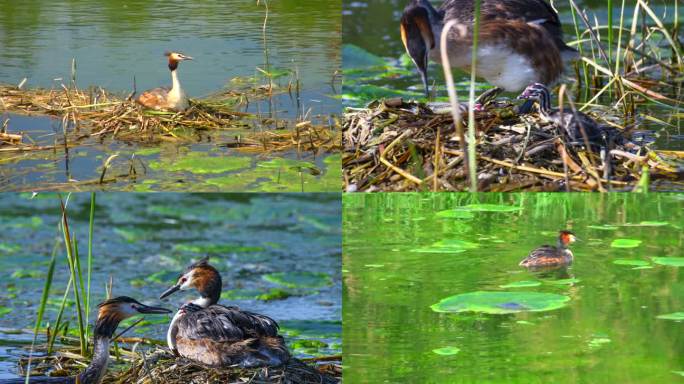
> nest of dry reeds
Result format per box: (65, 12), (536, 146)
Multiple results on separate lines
(0, 83), (340, 155)
(19, 343), (341, 384)
(343, 98), (683, 192)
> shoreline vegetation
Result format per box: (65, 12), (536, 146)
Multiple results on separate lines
(342, 0), (683, 192)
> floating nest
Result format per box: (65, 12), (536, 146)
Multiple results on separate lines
(343, 98), (684, 192)
(0, 83), (340, 155)
(19, 341), (341, 384)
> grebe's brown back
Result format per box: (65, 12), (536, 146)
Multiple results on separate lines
(159, 258), (290, 368)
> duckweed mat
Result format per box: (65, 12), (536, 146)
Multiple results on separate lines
(343, 98), (684, 192)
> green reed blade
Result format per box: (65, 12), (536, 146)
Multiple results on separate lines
(85, 193), (96, 346)
(48, 277), (73, 354)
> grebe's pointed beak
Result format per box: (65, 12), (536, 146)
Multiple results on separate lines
(136, 303), (172, 314)
(401, 4), (434, 99)
(159, 284), (181, 300)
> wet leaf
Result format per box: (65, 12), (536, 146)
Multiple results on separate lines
(652, 257), (684, 267)
(499, 280), (541, 288)
(431, 291), (570, 314)
(656, 312), (684, 320)
(432, 346), (460, 355)
(610, 239), (642, 248)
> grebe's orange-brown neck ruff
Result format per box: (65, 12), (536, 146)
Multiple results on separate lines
(519, 230), (577, 268)
(400, 0), (577, 97)
(159, 258), (290, 368)
(136, 51), (193, 112)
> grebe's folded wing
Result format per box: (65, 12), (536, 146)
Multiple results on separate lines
(136, 87), (170, 109)
(176, 305), (279, 341)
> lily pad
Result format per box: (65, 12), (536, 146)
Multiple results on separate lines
(263, 272), (332, 289)
(456, 204), (523, 212)
(431, 291), (570, 314)
(432, 346), (460, 355)
(499, 280), (541, 288)
(588, 337), (611, 348)
(173, 243), (264, 254)
(411, 239), (479, 253)
(652, 257), (684, 267)
(656, 312), (684, 320)
(613, 259), (650, 266)
(546, 278), (581, 285)
(630, 221), (669, 227)
(0, 307), (11, 317)
(435, 210), (476, 219)
(610, 238), (642, 248)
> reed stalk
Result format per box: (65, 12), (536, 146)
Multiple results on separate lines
(466, 0), (481, 192)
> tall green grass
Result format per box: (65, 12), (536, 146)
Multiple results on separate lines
(25, 193), (97, 381)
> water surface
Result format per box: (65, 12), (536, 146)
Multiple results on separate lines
(343, 193), (683, 383)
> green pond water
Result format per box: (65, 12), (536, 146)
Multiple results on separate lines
(0, 193), (341, 379)
(343, 193), (683, 383)
(0, 0), (341, 191)
(342, 0), (683, 151)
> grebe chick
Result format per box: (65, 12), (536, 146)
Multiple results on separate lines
(401, 0), (577, 97)
(136, 51), (193, 112)
(159, 258), (290, 368)
(519, 230), (577, 268)
(518, 83), (615, 147)
(0, 297), (170, 384)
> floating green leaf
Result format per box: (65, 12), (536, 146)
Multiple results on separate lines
(499, 280), (541, 288)
(432, 346), (460, 355)
(431, 291), (570, 314)
(652, 257), (684, 267)
(546, 278), (581, 285)
(656, 312), (684, 320)
(435, 210), (476, 219)
(610, 239), (642, 248)
(457, 204), (523, 212)
(613, 259), (650, 266)
(263, 272), (332, 288)
(0, 307), (11, 317)
(411, 239), (479, 253)
(588, 337), (611, 348)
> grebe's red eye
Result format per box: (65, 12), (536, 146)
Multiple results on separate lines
(180, 277), (187, 283)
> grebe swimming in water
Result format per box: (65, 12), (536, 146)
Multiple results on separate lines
(159, 258), (290, 368)
(0, 297), (170, 384)
(519, 230), (577, 268)
(136, 51), (193, 112)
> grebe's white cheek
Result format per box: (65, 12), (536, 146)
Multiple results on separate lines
(179, 271), (195, 290)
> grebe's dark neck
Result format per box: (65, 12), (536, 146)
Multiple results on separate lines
(557, 237), (568, 249)
(76, 315), (121, 384)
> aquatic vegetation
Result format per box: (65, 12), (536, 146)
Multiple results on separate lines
(457, 204), (522, 212)
(431, 291), (571, 315)
(613, 259), (651, 267)
(435, 210), (475, 219)
(545, 278), (581, 285)
(652, 257), (684, 267)
(263, 272), (333, 289)
(150, 152), (252, 174)
(412, 239), (479, 253)
(656, 312), (684, 321)
(432, 346), (460, 356)
(499, 281), (542, 288)
(610, 238), (643, 248)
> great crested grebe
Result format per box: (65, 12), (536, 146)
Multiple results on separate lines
(159, 258), (290, 368)
(517, 83), (615, 147)
(519, 230), (577, 268)
(1, 297), (170, 384)
(136, 51), (193, 112)
(401, 0), (577, 97)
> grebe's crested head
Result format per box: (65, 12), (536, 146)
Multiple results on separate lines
(159, 257), (222, 302)
(400, 0), (438, 97)
(95, 296), (171, 337)
(164, 51), (193, 71)
(517, 83), (552, 112)
(558, 230), (578, 245)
